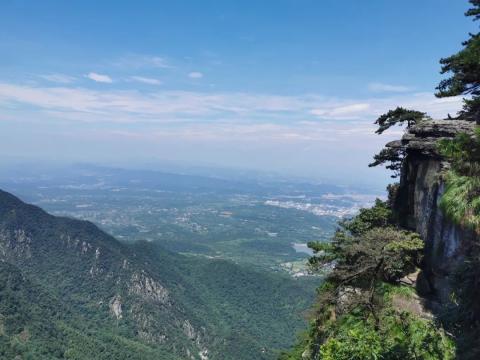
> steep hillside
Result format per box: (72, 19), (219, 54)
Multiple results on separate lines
(0, 189), (316, 359)
(0, 261), (178, 360)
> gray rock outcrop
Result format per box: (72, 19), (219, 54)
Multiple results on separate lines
(392, 119), (478, 303)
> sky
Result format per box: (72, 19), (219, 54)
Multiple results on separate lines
(0, 0), (477, 187)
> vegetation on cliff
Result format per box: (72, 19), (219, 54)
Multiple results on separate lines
(280, 201), (454, 359)
(435, 0), (480, 232)
(438, 127), (480, 232)
(369, 108), (430, 178)
(283, 2), (480, 358)
(437, 127), (480, 359)
(434, 5), (480, 357)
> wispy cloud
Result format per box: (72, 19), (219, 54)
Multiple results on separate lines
(114, 54), (171, 69)
(368, 82), (411, 93)
(0, 82), (463, 127)
(0, 81), (465, 179)
(86, 72), (113, 83)
(129, 76), (162, 85)
(188, 71), (204, 79)
(311, 103), (371, 119)
(39, 74), (77, 84)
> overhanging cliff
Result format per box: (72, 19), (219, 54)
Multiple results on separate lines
(390, 120), (477, 302)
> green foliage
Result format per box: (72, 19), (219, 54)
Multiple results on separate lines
(0, 189), (316, 360)
(319, 325), (383, 360)
(438, 127), (480, 176)
(314, 288), (455, 360)
(369, 147), (406, 178)
(439, 249), (480, 359)
(136, 241), (318, 359)
(278, 332), (311, 360)
(281, 201), (456, 360)
(424, 0), (480, 232)
(0, 262), (179, 360)
(328, 227), (423, 286)
(320, 309), (455, 360)
(308, 201), (421, 284)
(341, 199), (393, 236)
(374, 107), (429, 135)
(467, 0), (480, 19)
(436, 0), (480, 122)
(440, 172), (480, 232)
(284, 4), (480, 356)
(437, 127), (480, 232)
(370, 108), (428, 177)
(302, 280), (456, 360)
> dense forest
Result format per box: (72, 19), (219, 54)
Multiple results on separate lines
(0, 189), (316, 359)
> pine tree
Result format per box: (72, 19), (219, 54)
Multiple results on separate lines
(436, 0), (480, 123)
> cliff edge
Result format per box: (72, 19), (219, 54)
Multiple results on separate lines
(390, 119), (477, 302)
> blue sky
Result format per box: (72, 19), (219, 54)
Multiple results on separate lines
(0, 0), (476, 186)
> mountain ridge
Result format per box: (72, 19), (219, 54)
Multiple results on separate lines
(0, 188), (315, 359)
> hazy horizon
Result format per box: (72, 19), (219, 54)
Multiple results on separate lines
(1, 0), (475, 187)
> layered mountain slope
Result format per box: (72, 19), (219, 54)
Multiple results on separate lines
(0, 261), (178, 360)
(0, 189), (316, 360)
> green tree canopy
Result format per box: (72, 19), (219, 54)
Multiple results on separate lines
(369, 147), (406, 178)
(374, 107), (428, 134)
(370, 107), (428, 177)
(436, 0), (480, 122)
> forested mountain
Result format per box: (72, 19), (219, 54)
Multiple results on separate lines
(0, 189), (316, 359)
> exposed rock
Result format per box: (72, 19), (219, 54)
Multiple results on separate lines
(129, 271), (170, 304)
(335, 286), (363, 315)
(302, 348), (312, 359)
(399, 269), (420, 286)
(393, 119), (478, 303)
(391, 291), (433, 320)
(109, 295), (123, 319)
(81, 241), (92, 254)
(18, 328), (30, 342)
(183, 319), (196, 340)
(198, 349), (209, 360)
(408, 119), (475, 139)
(129, 304), (168, 343)
(388, 119), (476, 158)
(0, 315), (5, 336)
(0, 229), (32, 259)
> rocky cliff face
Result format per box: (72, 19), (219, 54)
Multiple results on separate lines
(391, 120), (477, 302)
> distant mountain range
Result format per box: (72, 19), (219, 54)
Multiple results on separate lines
(0, 189), (316, 359)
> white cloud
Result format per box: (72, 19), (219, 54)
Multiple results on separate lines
(129, 76), (162, 85)
(368, 82), (411, 93)
(39, 74), (76, 84)
(86, 72), (113, 83)
(188, 72), (204, 79)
